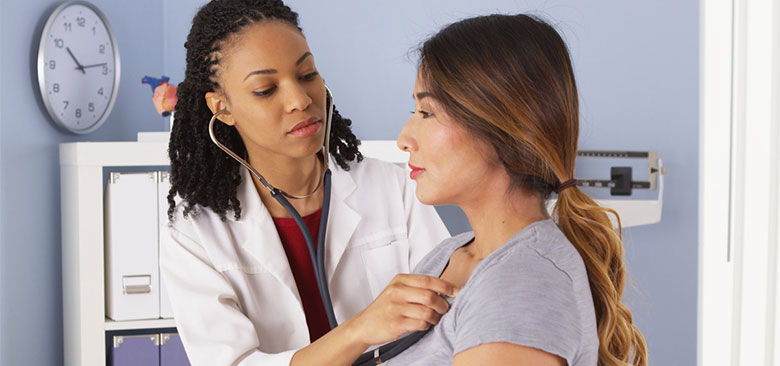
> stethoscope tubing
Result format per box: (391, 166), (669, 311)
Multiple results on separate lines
(271, 171), (337, 328)
(208, 110), (324, 200)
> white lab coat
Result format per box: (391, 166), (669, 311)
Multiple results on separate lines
(161, 157), (450, 366)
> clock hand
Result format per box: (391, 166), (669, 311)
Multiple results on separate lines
(65, 47), (86, 74)
(81, 63), (107, 69)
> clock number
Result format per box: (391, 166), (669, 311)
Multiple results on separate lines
(62, 101), (69, 110)
(75, 108), (82, 118)
(88, 103), (95, 112)
(92, 26), (96, 36)
(77, 17), (86, 27)
(98, 88), (104, 96)
(64, 22), (72, 32)
(49, 60), (56, 70)
(53, 83), (60, 93)
(54, 38), (64, 48)
(102, 65), (108, 75)
(99, 44), (105, 54)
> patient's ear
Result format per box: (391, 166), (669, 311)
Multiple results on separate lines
(205, 91), (235, 126)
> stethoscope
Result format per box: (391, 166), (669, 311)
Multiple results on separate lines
(208, 85), (428, 365)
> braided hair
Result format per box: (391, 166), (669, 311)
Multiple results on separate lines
(168, 0), (362, 222)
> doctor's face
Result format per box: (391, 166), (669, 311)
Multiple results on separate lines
(209, 21), (327, 162)
(397, 76), (499, 206)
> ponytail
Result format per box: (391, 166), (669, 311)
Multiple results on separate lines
(553, 187), (648, 366)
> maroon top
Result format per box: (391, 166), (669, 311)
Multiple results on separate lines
(272, 209), (330, 342)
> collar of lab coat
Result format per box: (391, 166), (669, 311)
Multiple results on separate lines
(235, 156), (361, 300)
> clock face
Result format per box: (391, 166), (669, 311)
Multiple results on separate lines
(38, 1), (120, 134)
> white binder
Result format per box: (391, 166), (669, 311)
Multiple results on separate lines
(158, 171), (174, 319)
(105, 172), (161, 320)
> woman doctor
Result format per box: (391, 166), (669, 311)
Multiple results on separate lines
(161, 0), (454, 365)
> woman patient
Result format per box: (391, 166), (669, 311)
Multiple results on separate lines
(363, 14), (648, 366)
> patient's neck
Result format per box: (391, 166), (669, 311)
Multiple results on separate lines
(459, 181), (548, 261)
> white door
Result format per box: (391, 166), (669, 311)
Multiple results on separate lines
(699, 0), (780, 365)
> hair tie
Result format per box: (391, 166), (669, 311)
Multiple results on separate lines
(555, 179), (578, 194)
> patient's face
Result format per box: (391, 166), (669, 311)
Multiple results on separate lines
(397, 75), (498, 206)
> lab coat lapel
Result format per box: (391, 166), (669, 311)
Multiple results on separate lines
(234, 161), (362, 303)
(236, 168), (301, 306)
(325, 160), (360, 285)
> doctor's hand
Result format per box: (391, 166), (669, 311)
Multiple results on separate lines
(344, 274), (459, 347)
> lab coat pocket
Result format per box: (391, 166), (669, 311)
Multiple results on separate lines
(360, 239), (410, 298)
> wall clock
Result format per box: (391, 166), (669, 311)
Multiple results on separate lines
(37, 1), (120, 134)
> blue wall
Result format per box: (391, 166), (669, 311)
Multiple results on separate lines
(1, 1), (698, 365)
(0, 1), (167, 365)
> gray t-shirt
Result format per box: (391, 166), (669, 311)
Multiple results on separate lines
(384, 219), (598, 366)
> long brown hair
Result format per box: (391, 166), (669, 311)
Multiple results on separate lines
(418, 14), (647, 366)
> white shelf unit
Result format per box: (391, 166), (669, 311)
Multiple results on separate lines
(60, 141), (172, 366)
(59, 138), (400, 366)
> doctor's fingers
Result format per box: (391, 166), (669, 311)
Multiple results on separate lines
(388, 284), (450, 315)
(399, 303), (444, 327)
(392, 274), (459, 298)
